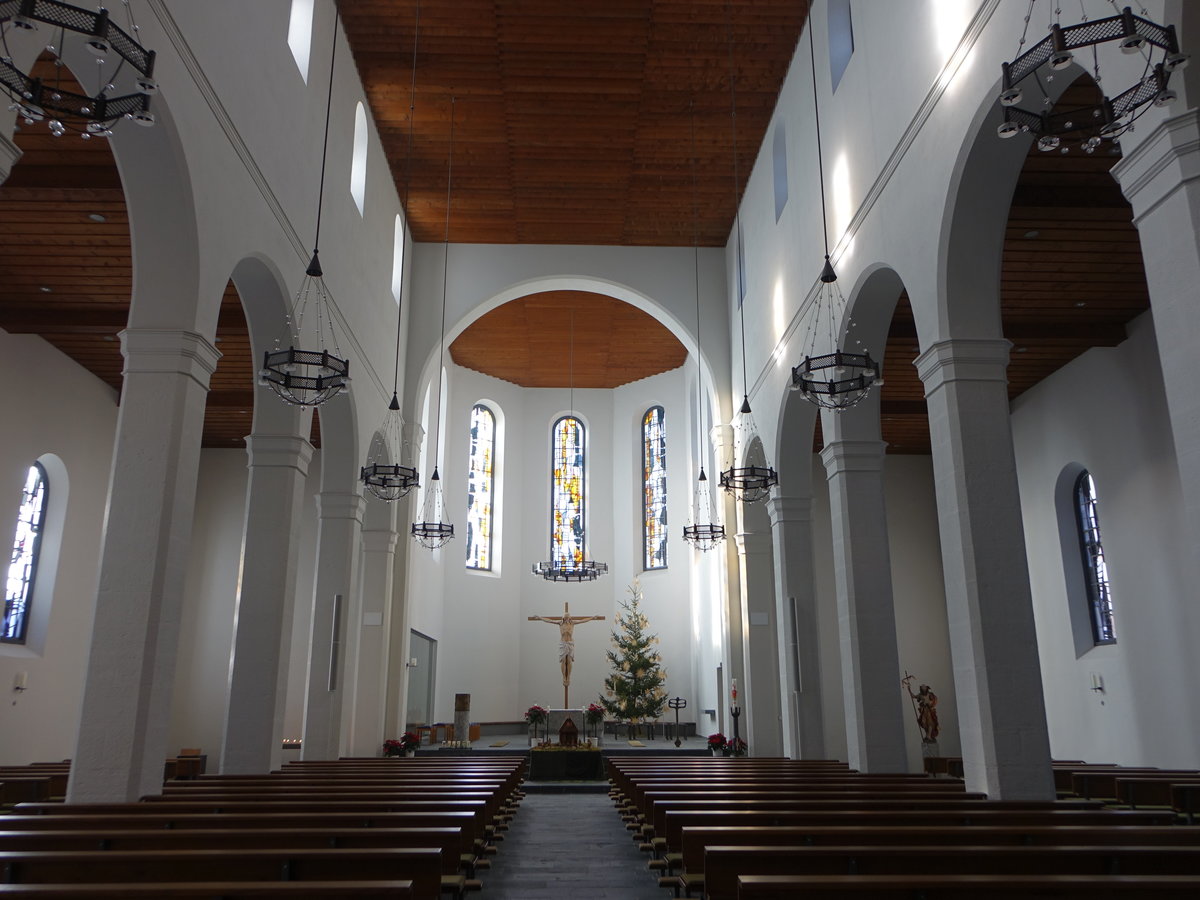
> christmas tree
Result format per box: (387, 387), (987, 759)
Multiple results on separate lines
(600, 580), (667, 738)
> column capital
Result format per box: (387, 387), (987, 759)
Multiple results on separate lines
(0, 131), (21, 184)
(316, 490), (366, 523)
(765, 495), (813, 527)
(915, 338), (1011, 394)
(245, 433), (314, 474)
(119, 329), (222, 388)
(734, 529), (773, 555)
(820, 439), (886, 478)
(1110, 109), (1200, 222)
(360, 528), (399, 554)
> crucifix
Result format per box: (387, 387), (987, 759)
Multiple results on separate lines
(527, 601), (605, 707)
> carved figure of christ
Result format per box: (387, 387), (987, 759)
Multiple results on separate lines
(527, 601), (605, 707)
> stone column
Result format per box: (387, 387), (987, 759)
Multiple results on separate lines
(916, 338), (1053, 800)
(732, 525), (783, 757)
(346, 526), (399, 757)
(301, 490), (365, 760)
(68, 329), (220, 801)
(0, 131), (21, 184)
(1112, 109), (1200, 581)
(766, 495), (825, 759)
(220, 434), (313, 774)
(819, 439), (907, 772)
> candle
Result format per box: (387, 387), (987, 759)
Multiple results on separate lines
(731, 678), (738, 704)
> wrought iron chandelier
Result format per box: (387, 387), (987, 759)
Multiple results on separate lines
(0, 0), (156, 137)
(997, 2), (1187, 153)
(532, 307), (608, 582)
(717, 11), (777, 504)
(682, 101), (724, 550)
(259, 4), (349, 409)
(361, 0), (420, 502)
(411, 96), (458, 550)
(791, 4), (879, 410)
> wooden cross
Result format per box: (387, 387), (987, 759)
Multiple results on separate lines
(527, 601), (605, 707)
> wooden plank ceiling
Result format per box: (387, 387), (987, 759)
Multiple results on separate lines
(0, 36), (1150, 454)
(340, 0), (806, 245)
(449, 291), (688, 388)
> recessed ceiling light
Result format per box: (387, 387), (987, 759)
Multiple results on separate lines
(1016, 346), (1028, 353)
(102, 335), (115, 342)
(1024, 230), (1039, 239)
(87, 213), (107, 223)
(1075, 301), (1087, 308)
(39, 286), (52, 293)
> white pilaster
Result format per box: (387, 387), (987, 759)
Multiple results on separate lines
(220, 433), (313, 774)
(346, 526), (399, 757)
(301, 490), (365, 759)
(68, 329), (220, 801)
(916, 338), (1053, 800)
(820, 439), (907, 772)
(733, 524), (783, 757)
(1112, 109), (1200, 579)
(766, 495), (825, 759)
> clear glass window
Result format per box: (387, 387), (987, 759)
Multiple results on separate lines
(287, 0), (315, 82)
(351, 102), (368, 215)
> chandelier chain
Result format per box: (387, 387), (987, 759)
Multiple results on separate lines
(312, 5), (339, 256)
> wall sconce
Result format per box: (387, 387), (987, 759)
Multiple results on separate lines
(405, 658), (418, 668)
(1090, 673), (1105, 694)
(12, 672), (27, 692)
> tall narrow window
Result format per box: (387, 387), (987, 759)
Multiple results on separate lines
(1074, 470), (1116, 644)
(391, 213), (405, 303)
(551, 416), (586, 568)
(828, 0), (855, 91)
(351, 102), (368, 215)
(3, 463), (47, 644)
(772, 122), (788, 221)
(287, 0), (315, 82)
(465, 404), (496, 571)
(642, 406), (668, 570)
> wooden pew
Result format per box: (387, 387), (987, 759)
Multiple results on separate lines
(671, 824), (1200, 897)
(0, 883), (413, 898)
(659, 807), (1177, 858)
(0, 848), (445, 900)
(702, 844), (1200, 900)
(736, 873), (1200, 898)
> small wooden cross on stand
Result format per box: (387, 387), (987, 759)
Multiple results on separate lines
(527, 601), (605, 708)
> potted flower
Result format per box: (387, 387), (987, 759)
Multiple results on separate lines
(585, 702), (605, 740)
(525, 704), (548, 743)
(706, 732), (726, 756)
(383, 732), (420, 757)
(724, 736), (747, 758)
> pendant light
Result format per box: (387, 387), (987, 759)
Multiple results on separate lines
(532, 306), (608, 582)
(717, 7), (777, 504)
(790, 2), (879, 409)
(411, 95), (457, 550)
(259, 4), (350, 408)
(682, 100), (725, 551)
(361, 0), (421, 501)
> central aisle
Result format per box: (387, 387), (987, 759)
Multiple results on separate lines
(484, 791), (666, 899)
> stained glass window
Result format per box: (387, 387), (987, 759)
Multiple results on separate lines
(465, 403), (495, 570)
(1074, 470), (1116, 644)
(551, 416), (586, 568)
(642, 406), (668, 570)
(4, 463), (47, 644)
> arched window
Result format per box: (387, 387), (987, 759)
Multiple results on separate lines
(391, 213), (405, 303)
(1074, 470), (1116, 644)
(466, 404), (496, 571)
(551, 416), (586, 568)
(351, 102), (368, 215)
(642, 406), (667, 570)
(287, 0), (315, 82)
(3, 463), (47, 644)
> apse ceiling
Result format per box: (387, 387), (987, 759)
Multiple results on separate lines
(449, 291), (689, 389)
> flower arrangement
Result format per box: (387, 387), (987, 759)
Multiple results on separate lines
(382, 731), (420, 757)
(585, 702), (605, 724)
(706, 732), (726, 751)
(724, 736), (747, 757)
(525, 704), (548, 741)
